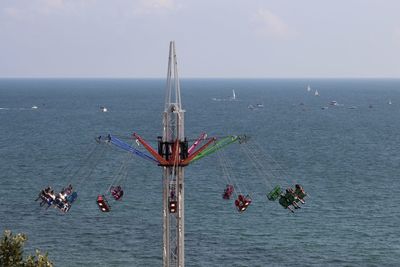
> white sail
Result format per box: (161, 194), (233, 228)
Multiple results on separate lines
(232, 90), (236, 100)
(315, 89), (319, 96)
(307, 85), (311, 92)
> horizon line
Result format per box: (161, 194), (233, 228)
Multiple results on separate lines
(1, 76), (400, 80)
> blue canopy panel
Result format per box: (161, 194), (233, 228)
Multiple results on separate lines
(109, 135), (159, 164)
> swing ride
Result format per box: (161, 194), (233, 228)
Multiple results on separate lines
(36, 185), (77, 213)
(269, 185), (308, 213)
(35, 136), (109, 213)
(35, 41), (308, 267)
(235, 194), (252, 212)
(238, 138), (308, 213)
(96, 42), (256, 267)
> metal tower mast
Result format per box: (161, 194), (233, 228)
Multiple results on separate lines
(131, 41), (217, 266)
(162, 41), (185, 267)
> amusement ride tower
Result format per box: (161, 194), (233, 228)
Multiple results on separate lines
(107, 41), (240, 267)
(160, 40), (186, 267)
(133, 41), (214, 267)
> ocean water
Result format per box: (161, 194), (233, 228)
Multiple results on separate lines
(0, 78), (400, 266)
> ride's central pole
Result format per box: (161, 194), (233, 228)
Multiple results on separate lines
(162, 41), (185, 267)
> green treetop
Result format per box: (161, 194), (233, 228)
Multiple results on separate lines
(0, 230), (53, 267)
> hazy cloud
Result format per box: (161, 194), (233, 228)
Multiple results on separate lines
(254, 8), (295, 39)
(3, 7), (23, 19)
(41, 0), (65, 9)
(2, 0), (86, 19)
(143, 0), (175, 10)
(132, 0), (179, 16)
(1, 0), (179, 19)
(1, 1), (399, 78)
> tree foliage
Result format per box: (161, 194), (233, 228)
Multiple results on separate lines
(0, 230), (53, 267)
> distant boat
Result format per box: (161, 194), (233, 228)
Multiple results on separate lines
(230, 90), (237, 101)
(321, 106), (328, 110)
(247, 104), (255, 110)
(307, 85), (311, 92)
(330, 101), (338, 106)
(100, 106), (108, 112)
(213, 90), (238, 102)
(256, 103), (264, 108)
(314, 90), (319, 96)
(31, 106), (38, 109)
(388, 99), (392, 105)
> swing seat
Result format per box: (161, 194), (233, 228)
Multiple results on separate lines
(222, 185), (234, 199)
(279, 195), (291, 209)
(267, 185), (282, 201)
(97, 195), (111, 212)
(169, 200), (177, 213)
(110, 186), (124, 201)
(294, 186), (307, 200)
(38, 192), (53, 206)
(66, 192), (78, 204)
(60, 203), (71, 213)
(53, 197), (71, 213)
(235, 195), (252, 212)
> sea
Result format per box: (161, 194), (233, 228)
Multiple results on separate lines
(0, 78), (399, 266)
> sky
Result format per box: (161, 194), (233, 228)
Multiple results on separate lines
(0, 0), (400, 78)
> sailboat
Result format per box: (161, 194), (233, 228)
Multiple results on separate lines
(213, 89), (238, 102)
(230, 90), (236, 101)
(314, 89), (319, 96)
(307, 85), (311, 92)
(388, 99), (392, 105)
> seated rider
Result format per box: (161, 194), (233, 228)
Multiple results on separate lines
(279, 193), (294, 213)
(110, 185), (124, 200)
(235, 194), (244, 207)
(284, 188), (301, 209)
(244, 195), (252, 206)
(235, 194), (251, 212)
(111, 186), (119, 194)
(48, 190), (55, 200)
(294, 184), (306, 203)
(223, 185), (233, 199)
(39, 189), (46, 198)
(235, 199), (244, 212)
(58, 192), (67, 202)
(170, 189), (175, 200)
(61, 203), (71, 213)
(64, 184), (73, 195)
(37, 187), (53, 207)
(38, 186), (51, 198)
(115, 186), (123, 198)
